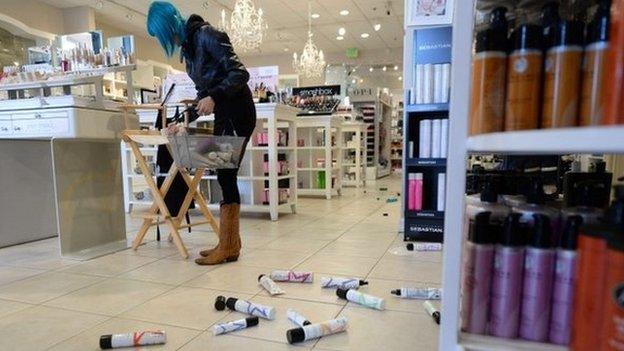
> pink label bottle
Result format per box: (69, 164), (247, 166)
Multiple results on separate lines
(415, 173), (423, 210)
(408, 173), (417, 210)
(549, 215), (582, 345)
(489, 213), (526, 338)
(461, 211), (496, 334)
(519, 214), (556, 342)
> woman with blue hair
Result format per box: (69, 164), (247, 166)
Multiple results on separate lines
(147, 1), (256, 265)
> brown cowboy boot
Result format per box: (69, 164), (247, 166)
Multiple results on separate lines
(199, 203), (226, 257)
(195, 203), (241, 265)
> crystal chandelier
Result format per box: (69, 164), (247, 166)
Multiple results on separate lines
(219, 0), (266, 52)
(292, 1), (326, 79)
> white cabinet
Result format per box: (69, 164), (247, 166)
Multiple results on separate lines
(0, 120), (12, 136)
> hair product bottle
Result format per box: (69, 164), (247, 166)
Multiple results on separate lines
(465, 179), (510, 238)
(541, 18), (585, 128)
(571, 185), (624, 349)
(603, 0), (624, 124)
(505, 23), (543, 131)
(549, 215), (582, 345)
(519, 214), (556, 342)
(489, 213), (526, 338)
(580, 0), (611, 126)
(561, 180), (606, 225)
(461, 212), (496, 335)
(470, 7), (509, 135)
(512, 180), (560, 229)
(601, 234), (624, 349)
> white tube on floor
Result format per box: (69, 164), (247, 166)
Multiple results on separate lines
(440, 119), (449, 159)
(212, 317), (259, 336)
(287, 317), (348, 344)
(419, 119), (431, 158)
(391, 287), (443, 300)
(269, 270), (313, 283)
(287, 309), (311, 327)
(431, 119), (441, 158)
(434, 64), (444, 103)
(437, 173), (446, 212)
(423, 64), (434, 104)
(99, 331), (166, 349)
(258, 275), (285, 295)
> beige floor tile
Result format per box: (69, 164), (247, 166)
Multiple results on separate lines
(61, 253), (158, 277)
(368, 258), (442, 284)
(120, 258), (214, 285)
(314, 307), (438, 351)
(122, 286), (253, 330)
(0, 265), (45, 286)
(383, 243), (444, 263)
(117, 240), (190, 259)
(45, 278), (172, 316)
(295, 253), (378, 277)
(47, 317), (201, 351)
(0, 272), (103, 304)
(179, 332), (310, 351)
(0, 298), (32, 318)
(183, 264), (266, 295)
(237, 249), (311, 269)
(318, 238), (391, 258)
(261, 238), (330, 254)
(225, 295), (343, 346)
(0, 305), (108, 351)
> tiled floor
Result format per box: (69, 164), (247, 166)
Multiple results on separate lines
(0, 174), (441, 350)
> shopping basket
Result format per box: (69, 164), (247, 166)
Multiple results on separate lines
(167, 129), (246, 170)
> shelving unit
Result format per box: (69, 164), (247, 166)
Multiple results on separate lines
(341, 121), (367, 188)
(296, 114), (343, 199)
(437, 0), (624, 350)
(122, 103), (298, 221)
(402, 23), (452, 242)
(391, 102), (404, 171)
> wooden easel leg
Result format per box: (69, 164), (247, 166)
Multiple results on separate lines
(178, 168), (220, 235)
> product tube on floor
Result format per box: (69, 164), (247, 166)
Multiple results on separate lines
(336, 288), (385, 310)
(287, 317), (348, 344)
(391, 287), (442, 300)
(100, 331), (166, 349)
(225, 297), (276, 320)
(269, 270), (314, 283)
(320, 277), (368, 289)
(258, 274), (285, 295)
(287, 309), (311, 327)
(212, 317), (259, 336)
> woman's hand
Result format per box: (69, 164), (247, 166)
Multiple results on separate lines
(196, 96), (215, 116)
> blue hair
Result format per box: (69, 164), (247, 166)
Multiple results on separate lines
(147, 1), (186, 57)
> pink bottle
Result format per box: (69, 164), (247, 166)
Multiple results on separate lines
(519, 214), (556, 342)
(489, 213), (526, 338)
(549, 215), (582, 345)
(415, 173), (423, 211)
(408, 173), (417, 210)
(461, 211), (496, 335)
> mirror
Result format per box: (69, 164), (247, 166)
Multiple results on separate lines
(58, 31), (103, 54)
(107, 35), (135, 55)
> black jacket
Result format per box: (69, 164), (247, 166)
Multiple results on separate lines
(182, 14), (256, 137)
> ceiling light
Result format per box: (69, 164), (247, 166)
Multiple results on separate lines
(374, 24), (381, 31)
(340, 10), (349, 16)
(369, 67), (374, 72)
(284, 47), (289, 52)
(351, 79), (356, 84)
(394, 65), (399, 71)
(95, 0), (103, 9)
(359, 78), (364, 83)
(382, 66), (387, 71)
(311, 13), (320, 19)
(361, 33), (370, 38)
(336, 36), (344, 41)
(338, 27), (346, 36)
(398, 76), (403, 81)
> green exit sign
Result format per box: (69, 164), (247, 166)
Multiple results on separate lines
(346, 48), (359, 59)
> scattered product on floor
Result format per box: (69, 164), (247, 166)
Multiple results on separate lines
(336, 288), (386, 310)
(212, 316), (259, 336)
(258, 274), (285, 295)
(391, 287), (442, 300)
(269, 270), (314, 283)
(383, 213), (389, 216)
(320, 277), (368, 289)
(423, 301), (441, 325)
(287, 309), (312, 327)
(214, 296), (277, 320)
(406, 242), (443, 252)
(286, 317), (349, 344)
(99, 331), (166, 349)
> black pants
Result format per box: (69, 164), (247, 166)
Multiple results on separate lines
(216, 137), (249, 204)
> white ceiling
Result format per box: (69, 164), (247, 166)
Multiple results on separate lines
(40, 0), (405, 57)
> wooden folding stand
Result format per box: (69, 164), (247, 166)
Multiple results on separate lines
(120, 104), (220, 259)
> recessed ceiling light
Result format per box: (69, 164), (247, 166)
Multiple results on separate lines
(95, 0), (103, 9)
(361, 33), (370, 38)
(394, 65), (399, 71)
(340, 10), (349, 16)
(398, 76), (403, 81)
(336, 36), (344, 40)
(352, 79), (356, 84)
(382, 66), (387, 71)
(311, 13), (320, 19)
(359, 78), (364, 83)
(369, 67), (374, 72)
(284, 47), (289, 52)
(338, 27), (346, 36)
(374, 24), (381, 31)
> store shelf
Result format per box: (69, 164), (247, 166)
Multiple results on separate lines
(201, 175), (295, 181)
(406, 103), (450, 113)
(248, 146), (295, 151)
(459, 334), (567, 351)
(467, 126), (624, 154)
(298, 168), (339, 172)
(406, 158), (447, 167)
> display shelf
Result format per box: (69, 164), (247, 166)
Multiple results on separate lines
(406, 158), (447, 167)
(405, 103), (450, 113)
(296, 114), (343, 199)
(459, 334), (567, 351)
(341, 121), (367, 188)
(201, 174), (296, 181)
(467, 126), (624, 154)
(406, 210), (444, 219)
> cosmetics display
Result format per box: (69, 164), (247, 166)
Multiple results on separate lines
(469, 0), (624, 134)
(415, 119), (448, 159)
(408, 63), (451, 105)
(255, 130), (288, 147)
(408, 173), (423, 211)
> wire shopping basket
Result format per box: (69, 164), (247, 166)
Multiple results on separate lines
(167, 130), (246, 170)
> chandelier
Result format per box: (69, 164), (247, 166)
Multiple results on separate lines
(292, 1), (326, 79)
(219, 0), (266, 52)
